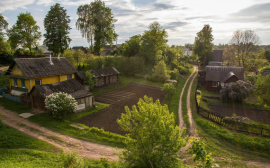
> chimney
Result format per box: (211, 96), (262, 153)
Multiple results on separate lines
(49, 54), (53, 65)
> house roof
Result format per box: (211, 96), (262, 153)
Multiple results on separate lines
(221, 72), (238, 83)
(103, 45), (121, 51)
(5, 57), (77, 78)
(212, 50), (224, 62)
(29, 79), (91, 99)
(76, 67), (120, 79)
(261, 70), (270, 76)
(205, 66), (244, 82)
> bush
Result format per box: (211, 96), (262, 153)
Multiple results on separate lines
(45, 92), (78, 119)
(178, 65), (189, 75)
(169, 69), (177, 80)
(197, 90), (201, 95)
(151, 60), (170, 82)
(202, 98), (208, 102)
(135, 74), (144, 79)
(220, 80), (253, 102)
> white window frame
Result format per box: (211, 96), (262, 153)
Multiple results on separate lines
(67, 74), (72, 80)
(35, 79), (42, 85)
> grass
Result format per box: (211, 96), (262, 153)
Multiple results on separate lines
(163, 67), (194, 126)
(0, 98), (31, 114)
(28, 104), (127, 148)
(93, 75), (164, 96)
(0, 73), (9, 86)
(190, 77), (270, 166)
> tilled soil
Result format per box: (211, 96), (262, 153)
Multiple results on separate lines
(76, 83), (165, 135)
(209, 105), (270, 125)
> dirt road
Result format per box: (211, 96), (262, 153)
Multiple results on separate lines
(0, 106), (119, 161)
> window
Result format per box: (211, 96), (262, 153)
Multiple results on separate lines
(35, 79), (42, 85)
(21, 79), (25, 88)
(212, 81), (218, 87)
(14, 78), (17, 87)
(67, 74), (72, 80)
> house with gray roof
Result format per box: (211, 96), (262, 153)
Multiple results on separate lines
(205, 66), (244, 91)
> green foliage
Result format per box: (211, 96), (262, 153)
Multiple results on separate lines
(45, 92), (78, 119)
(162, 83), (176, 99)
(119, 34), (141, 57)
(118, 56), (145, 76)
(134, 74), (144, 79)
(220, 80), (253, 102)
(179, 65), (190, 75)
(0, 98), (31, 114)
(197, 90), (201, 95)
(85, 70), (97, 90)
(60, 150), (85, 168)
(140, 21), (168, 65)
(117, 96), (187, 168)
(193, 24), (214, 67)
(255, 75), (270, 106)
(7, 12), (41, 55)
(89, 0), (118, 54)
(265, 50), (270, 61)
(202, 98), (208, 102)
(0, 14), (8, 37)
(151, 60), (170, 82)
(191, 137), (217, 168)
(44, 3), (71, 55)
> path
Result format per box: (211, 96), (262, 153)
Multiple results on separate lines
(178, 66), (197, 130)
(0, 106), (119, 161)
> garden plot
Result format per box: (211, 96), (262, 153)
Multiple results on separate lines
(76, 83), (165, 135)
(209, 105), (270, 125)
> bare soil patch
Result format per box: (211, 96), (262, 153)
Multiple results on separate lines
(209, 105), (270, 125)
(76, 83), (165, 135)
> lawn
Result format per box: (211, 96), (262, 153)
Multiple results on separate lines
(28, 104), (127, 148)
(0, 97), (31, 114)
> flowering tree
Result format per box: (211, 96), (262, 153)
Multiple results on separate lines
(45, 92), (78, 119)
(220, 80), (253, 102)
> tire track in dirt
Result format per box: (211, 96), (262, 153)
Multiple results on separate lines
(0, 106), (120, 161)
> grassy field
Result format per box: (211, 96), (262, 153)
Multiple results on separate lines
(0, 98), (31, 114)
(190, 77), (270, 167)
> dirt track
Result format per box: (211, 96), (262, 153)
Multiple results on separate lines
(0, 106), (119, 161)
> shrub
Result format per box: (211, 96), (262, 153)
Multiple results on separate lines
(179, 65), (189, 75)
(169, 69), (177, 80)
(151, 60), (170, 82)
(45, 92), (78, 119)
(197, 90), (201, 95)
(59, 150), (85, 168)
(135, 74), (144, 79)
(220, 80), (253, 102)
(202, 98), (208, 102)
(162, 83), (176, 99)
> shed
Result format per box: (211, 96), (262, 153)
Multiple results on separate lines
(76, 67), (120, 87)
(29, 79), (94, 112)
(205, 66), (244, 91)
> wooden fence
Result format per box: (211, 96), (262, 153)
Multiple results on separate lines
(195, 85), (270, 138)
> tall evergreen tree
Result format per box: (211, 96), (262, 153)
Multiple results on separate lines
(7, 12), (41, 56)
(44, 3), (71, 56)
(193, 24), (214, 67)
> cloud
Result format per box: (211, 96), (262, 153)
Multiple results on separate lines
(163, 21), (189, 30)
(228, 3), (270, 23)
(0, 0), (35, 12)
(152, 3), (174, 10)
(36, 0), (55, 6)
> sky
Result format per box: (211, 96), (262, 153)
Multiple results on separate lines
(1, 0), (270, 48)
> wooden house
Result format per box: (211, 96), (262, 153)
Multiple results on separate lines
(261, 70), (270, 76)
(205, 66), (244, 91)
(29, 79), (93, 111)
(5, 57), (77, 95)
(76, 67), (120, 87)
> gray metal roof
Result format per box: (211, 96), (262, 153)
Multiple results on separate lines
(205, 66), (244, 82)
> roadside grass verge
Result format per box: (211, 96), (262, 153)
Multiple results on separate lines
(0, 98), (31, 114)
(191, 77), (270, 165)
(163, 67), (194, 126)
(93, 75), (164, 96)
(28, 104), (127, 148)
(0, 124), (59, 153)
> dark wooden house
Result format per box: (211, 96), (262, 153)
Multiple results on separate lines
(205, 66), (244, 91)
(29, 79), (93, 112)
(76, 67), (120, 87)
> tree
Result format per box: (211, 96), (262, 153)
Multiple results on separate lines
(78, 0), (118, 55)
(44, 3), (71, 56)
(152, 60), (170, 82)
(76, 4), (95, 51)
(140, 21), (168, 65)
(220, 80), (253, 102)
(7, 12), (41, 56)
(223, 30), (261, 69)
(85, 70), (97, 90)
(162, 83), (176, 101)
(193, 24), (214, 68)
(119, 34), (141, 57)
(117, 96), (186, 168)
(0, 14), (8, 37)
(255, 75), (270, 106)
(45, 92), (77, 119)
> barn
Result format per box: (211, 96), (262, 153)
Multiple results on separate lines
(29, 79), (94, 112)
(205, 66), (244, 91)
